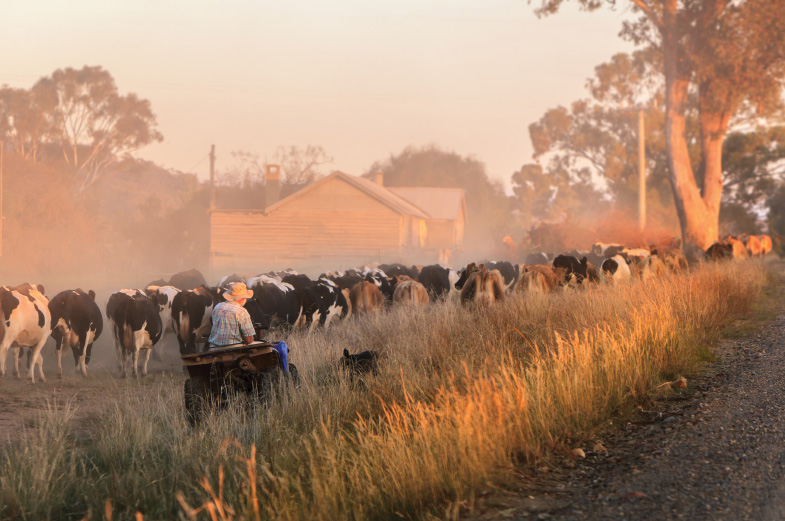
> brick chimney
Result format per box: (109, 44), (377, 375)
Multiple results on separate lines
(265, 164), (281, 210)
(375, 171), (384, 186)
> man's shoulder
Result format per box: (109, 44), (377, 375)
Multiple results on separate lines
(214, 301), (236, 312)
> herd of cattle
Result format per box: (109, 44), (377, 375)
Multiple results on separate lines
(0, 233), (772, 383)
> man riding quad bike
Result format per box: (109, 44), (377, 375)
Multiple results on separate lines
(181, 282), (298, 425)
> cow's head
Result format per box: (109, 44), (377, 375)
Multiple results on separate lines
(455, 262), (479, 289)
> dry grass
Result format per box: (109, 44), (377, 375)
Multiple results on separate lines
(0, 261), (768, 521)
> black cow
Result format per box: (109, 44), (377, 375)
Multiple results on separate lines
(417, 265), (459, 301)
(706, 242), (734, 261)
(217, 273), (248, 289)
(379, 263), (418, 280)
(49, 289), (103, 378)
(171, 286), (219, 355)
(168, 269), (208, 291)
(552, 255), (589, 284)
(524, 252), (550, 266)
(107, 292), (162, 378)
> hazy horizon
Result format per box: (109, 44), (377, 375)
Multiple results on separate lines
(3, 0), (635, 188)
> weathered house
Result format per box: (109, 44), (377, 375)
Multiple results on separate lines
(209, 171), (466, 273)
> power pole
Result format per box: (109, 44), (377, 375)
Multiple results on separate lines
(209, 144), (216, 210)
(638, 108), (646, 231)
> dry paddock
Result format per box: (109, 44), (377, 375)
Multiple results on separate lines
(0, 259), (775, 521)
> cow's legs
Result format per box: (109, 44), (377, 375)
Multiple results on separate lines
(12, 347), (20, 378)
(131, 350), (139, 378)
(32, 352), (44, 382)
(27, 337), (47, 383)
(120, 349), (128, 378)
(112, 324), (123, 372)
(57, 345), (64, 378)
(77, 331), (91, 377)
(0, 344), (7, 378)
(141, 348), (152, 377)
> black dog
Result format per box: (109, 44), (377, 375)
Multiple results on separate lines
(340, 348), (379, 378)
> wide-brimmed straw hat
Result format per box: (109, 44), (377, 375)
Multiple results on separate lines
(223, 282), (254, 302)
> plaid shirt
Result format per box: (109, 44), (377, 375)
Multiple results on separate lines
(208, 301), (255, 347)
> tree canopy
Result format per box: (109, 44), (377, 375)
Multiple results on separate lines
(532, 0), (785, 251)
(0, 65), (162, 190)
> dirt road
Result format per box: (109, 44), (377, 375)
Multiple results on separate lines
(470, 306), (785, 519)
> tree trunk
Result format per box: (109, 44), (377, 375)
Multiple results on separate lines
(698, 104), (730, 245)
(662, 0), (716, 253)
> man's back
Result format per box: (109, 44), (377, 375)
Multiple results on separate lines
(209, 300), (255, 347)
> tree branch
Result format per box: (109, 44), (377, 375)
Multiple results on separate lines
(629, 0), (663, 31)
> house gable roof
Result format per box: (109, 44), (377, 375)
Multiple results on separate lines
(263, 171), (430, 218)
(387, 187), (466, 221)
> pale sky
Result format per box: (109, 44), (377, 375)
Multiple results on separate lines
(2, 0), (635, 188)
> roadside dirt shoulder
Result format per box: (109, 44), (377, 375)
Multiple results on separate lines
(468, 300), (785, 520)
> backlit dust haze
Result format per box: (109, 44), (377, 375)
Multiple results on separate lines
(2, 0), (634, 187)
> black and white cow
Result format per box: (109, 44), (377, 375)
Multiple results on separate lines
(106, 290), (145, 371)
(281, 274), (323, 331)
(417, 265), (460, 301)
(107, 292), (162, 377)
(552, 255), (589, 285)
(144, 285), (181, 355)
(359, 268), (394, 302)
(315, 278), (351, 328)
(323, 271), (363, 292)
(48, 289), (103, 378)
(601, 254), (632, 283)
(171, 286), (219, 355)
(0, 284), (51, 383)
(591, 242), (625, 257)
(249, 277), (303, 329)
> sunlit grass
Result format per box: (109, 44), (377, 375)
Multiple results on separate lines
(0, 261), (768, 520)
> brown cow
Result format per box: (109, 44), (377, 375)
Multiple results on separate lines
(727, 236), (749, 260)
(392, 280), (429, 308)
(759, 235), (773, 255)
(349, 281), (384, 315)
(516, 264), (564, 294)
(460, 266), (505, 305)
(662, 249), (689, 273)
(744, 234), (762, 257)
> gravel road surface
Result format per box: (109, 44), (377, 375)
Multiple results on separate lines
(469, 306), (785, 520)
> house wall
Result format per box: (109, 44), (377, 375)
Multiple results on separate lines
(210, 177), (407, 272)
(425, 220), (455, 249)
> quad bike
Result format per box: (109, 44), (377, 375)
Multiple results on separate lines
(181, 337), (298, 425)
